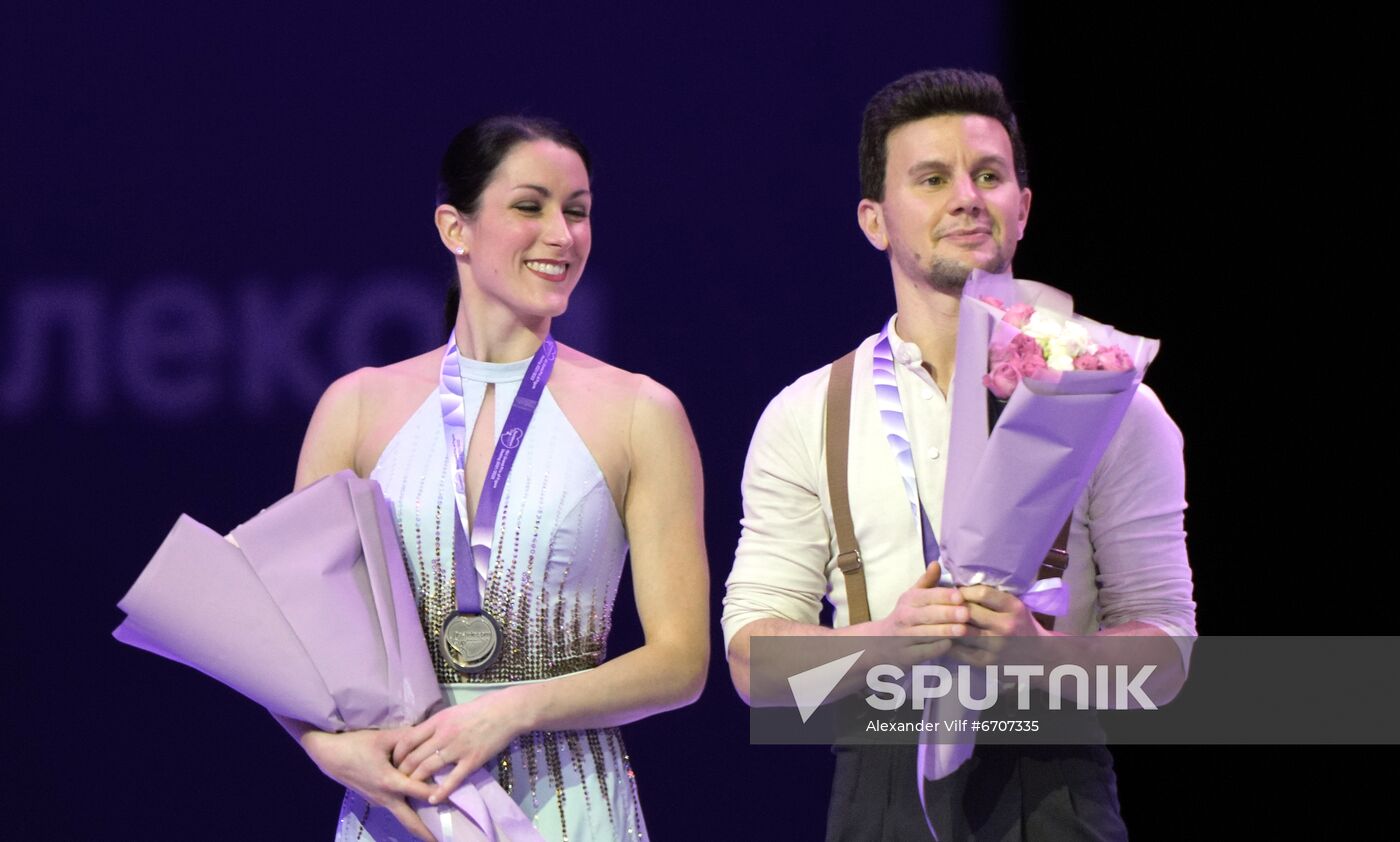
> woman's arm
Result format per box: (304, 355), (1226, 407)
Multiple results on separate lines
(395, 375), (710, 804)
(276, 370), (437, 842)
(270, 368), (361, 739)
(269, 369), (362, 741)
(294, 369), (362, 489)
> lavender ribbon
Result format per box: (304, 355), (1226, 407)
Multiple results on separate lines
(871, 320), (941, 565)
(439, 332), (558, 614)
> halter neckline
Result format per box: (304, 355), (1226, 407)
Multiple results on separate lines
(455, 351), (532, 384)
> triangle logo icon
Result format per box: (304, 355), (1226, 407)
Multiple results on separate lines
(787, 650), (865, 723)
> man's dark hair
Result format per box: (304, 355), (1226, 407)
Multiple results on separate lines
(858, 68), (1028, 201)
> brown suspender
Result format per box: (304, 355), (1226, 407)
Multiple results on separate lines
(825, 350), (870, 624)
(823, 349), (1068, 631)
(1033, 521), (1070, 631)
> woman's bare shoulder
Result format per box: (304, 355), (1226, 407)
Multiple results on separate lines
(552, 343), (689, 436)
(548, 344), (686, 512)
(304, 345), (444, 480)
(553, 343), (658, 400)
(355, 345), (443, 399)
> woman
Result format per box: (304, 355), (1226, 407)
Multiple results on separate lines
(285, 117), (709, 841)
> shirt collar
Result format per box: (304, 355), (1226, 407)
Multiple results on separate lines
(884, 314), (949, 397)
(885, 315), (924, 371)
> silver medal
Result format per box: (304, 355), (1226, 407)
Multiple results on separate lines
(438, 611), (503, 674)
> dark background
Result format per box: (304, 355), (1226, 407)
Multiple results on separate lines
(3, 2), (1373, 839)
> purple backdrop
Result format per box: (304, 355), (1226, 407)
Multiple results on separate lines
(3, 2), (1373, 839)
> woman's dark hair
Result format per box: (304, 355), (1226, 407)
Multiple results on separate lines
(438, 115), (593, 332)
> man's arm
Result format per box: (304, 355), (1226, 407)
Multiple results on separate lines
(722, 380), (834, 702)
(1084, 385), (1196, 640)
(1081, 384), (1195, 702)
(727, 572), (964, 705)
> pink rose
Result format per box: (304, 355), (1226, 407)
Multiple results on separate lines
(1005, 333), (1046, 378)
(983, 362), (1020, 399)
(1016, 351), (1047, 378)
(1073, 353), (1104, 370)
(1004, 302), (1035, 328)
(989, 341), (1014, 364)
(979, 295), (1007, 310)
(1009, 332), (1040, 357)
(1003, 336), (1038, 374)
(1096, 346), (1134, 372)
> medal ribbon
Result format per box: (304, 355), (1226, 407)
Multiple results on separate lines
(439, 331), (558, 614)
(872, 318), (940, 565)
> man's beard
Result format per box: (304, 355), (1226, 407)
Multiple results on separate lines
(923, 257), (974, 295)
(920, 251), (1010, 295)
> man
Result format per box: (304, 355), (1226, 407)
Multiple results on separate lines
(721, 69), (1196, 840)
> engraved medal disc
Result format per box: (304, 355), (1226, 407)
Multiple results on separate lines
(439, 611), (503, 674)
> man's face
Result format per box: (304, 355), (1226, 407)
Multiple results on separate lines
(859, 113), (1031, 292)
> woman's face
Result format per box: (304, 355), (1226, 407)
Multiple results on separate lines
(459, 139), (592, 321)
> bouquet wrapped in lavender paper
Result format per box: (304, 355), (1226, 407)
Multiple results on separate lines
(918, 270), (1161, 784)
(940, 270), (1159, 606)
(114, 470), (542, 841)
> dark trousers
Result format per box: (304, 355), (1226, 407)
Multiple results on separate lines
(825, 744), (1127, 842)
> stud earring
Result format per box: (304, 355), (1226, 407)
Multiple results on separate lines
(454, 246), (465, 255)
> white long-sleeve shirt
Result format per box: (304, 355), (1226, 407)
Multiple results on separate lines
(721, 318), (1196, 654)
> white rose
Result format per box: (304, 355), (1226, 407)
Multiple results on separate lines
(1024, 310), (1063, 342)
(1059, 321), (1091, 357)
(1046, 351), (1075, 372)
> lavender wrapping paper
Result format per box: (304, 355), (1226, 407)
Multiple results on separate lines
(228, 472), (434, 728)
(939, 270), (1159, 593)
(917, 271), (1160, 819)
(113, 512), (343, 724)
(114, 470), (543, 842)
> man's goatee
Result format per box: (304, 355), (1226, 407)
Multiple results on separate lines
(925, 258), (974, 295)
